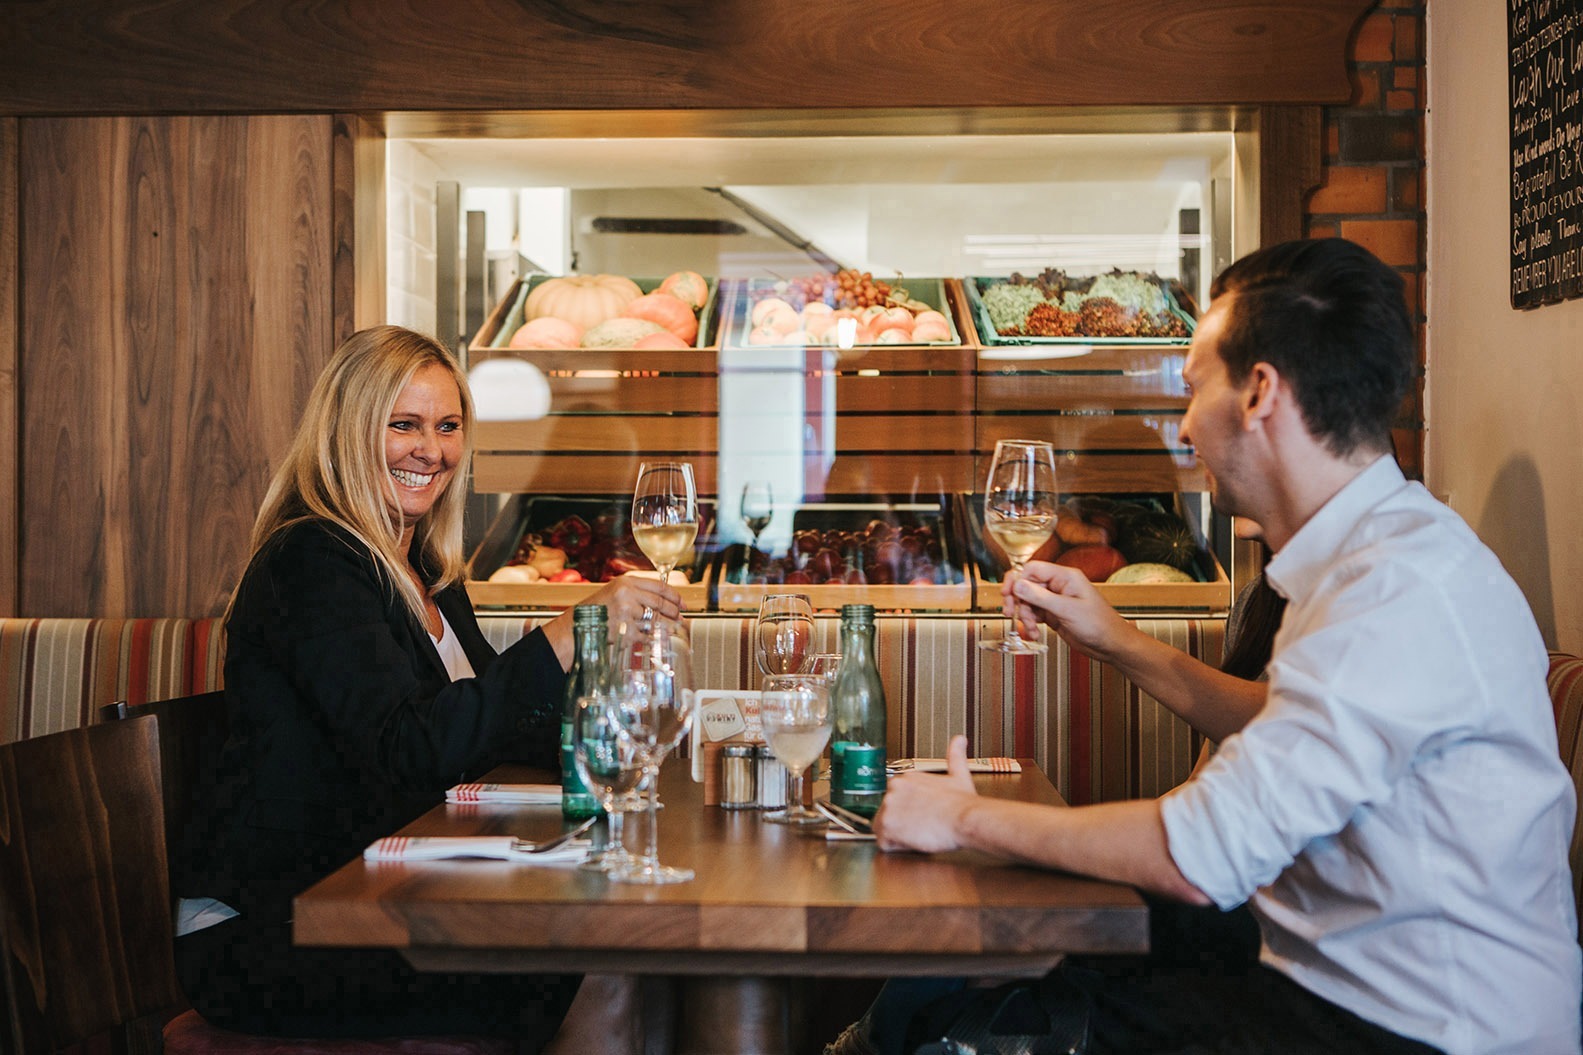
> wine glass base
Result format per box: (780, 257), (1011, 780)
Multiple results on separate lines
(579, 847), (636, 873)
(761, 808), (793, 824)
(980, 638), (1048, 654)
(780, 806), (828, 828)
(611, 863), (694, 885)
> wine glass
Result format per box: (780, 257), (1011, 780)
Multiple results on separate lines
(608, 622), (696, 884)
(981, 439), (1058, 654)
(755, 594), (814, 680)
(631, 462), (699, 598)
(806, 653), (841, 685)
(760, 674), (833, 828)
(741, 481), (773, 551)
(572, 692), (645, 874)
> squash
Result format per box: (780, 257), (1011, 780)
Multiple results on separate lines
(580, 318), (667, 348)
(658, 270), (709, 310)
(525, 274), (643, 331)
(507, 316), (583, 350)
(622, 292), (699, 344)
(1106, 562), (1194, 585)
(1121, 511), (1200, 571)
(634, 330), (691, 350)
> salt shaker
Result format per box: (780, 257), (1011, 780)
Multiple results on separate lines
(756, 744), (788, 810)
(720, 744), (758, 810)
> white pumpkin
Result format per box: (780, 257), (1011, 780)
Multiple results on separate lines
(525, 274), (644, 331)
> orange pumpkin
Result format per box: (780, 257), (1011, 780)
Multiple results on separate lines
(622, 292), (699, 344)
(634, 330), (691, 350)
(658, 270), (709, 310)
(525, 274), (643, 332)
(507, 316), (583, 350)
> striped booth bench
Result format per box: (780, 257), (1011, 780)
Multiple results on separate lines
(0, 614), (1226, 806)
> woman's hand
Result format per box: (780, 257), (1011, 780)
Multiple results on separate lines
(542, 574), (686, 669)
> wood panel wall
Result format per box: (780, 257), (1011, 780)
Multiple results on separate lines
(1, 1), (1372, 115)
(1, 119), (17, 616)
(13, 115), (356, 616)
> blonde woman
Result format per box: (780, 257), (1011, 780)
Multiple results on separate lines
(176, 326), (678, 1050)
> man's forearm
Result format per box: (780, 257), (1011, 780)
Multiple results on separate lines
(953, 795), (1209, 904)
(1099, 628), (1266, 741)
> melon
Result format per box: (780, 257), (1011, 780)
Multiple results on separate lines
(1106, 563), (1194, 585)
(580, 318), (667, 348)
(507, 316), (583, 350)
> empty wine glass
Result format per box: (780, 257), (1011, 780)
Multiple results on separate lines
(755, 593), (814, 680)
(608, 622), (696, 884)
(741, 480), (773, 551)
(760, 674), (833, 828)
(981, 439), (1058, 654)
(572, 692), (645, 875)
(631, 462), (699, 592)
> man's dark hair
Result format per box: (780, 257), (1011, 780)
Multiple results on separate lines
(1209, 238), (1414, 457)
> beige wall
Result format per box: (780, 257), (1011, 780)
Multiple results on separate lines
(1428, 0), (1583, 654)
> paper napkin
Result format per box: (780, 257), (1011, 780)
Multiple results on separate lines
(888, 757), (1022, 774)
(362, 835), (587, 865)
(445, 783), (562, 804)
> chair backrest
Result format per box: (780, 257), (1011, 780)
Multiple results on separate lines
(0, 716), (185, 1052)
(1548, 651), (1583, 938)
(102, 690), (228, 881)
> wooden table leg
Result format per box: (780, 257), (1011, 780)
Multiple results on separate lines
(674, 975), (805, 1055)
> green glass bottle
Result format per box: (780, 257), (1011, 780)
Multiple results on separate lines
(830, 603), (887, 817)
(560, 603), (607, 821)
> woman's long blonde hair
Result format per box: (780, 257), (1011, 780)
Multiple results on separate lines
(241, 325), (475, 627)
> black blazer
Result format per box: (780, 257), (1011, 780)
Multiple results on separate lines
(180, 519), (565, 922)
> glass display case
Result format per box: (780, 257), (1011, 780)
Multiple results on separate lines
(445, 128), (1248, 613)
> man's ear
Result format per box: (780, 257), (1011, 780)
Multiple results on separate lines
(1241, 362), (1281, 431)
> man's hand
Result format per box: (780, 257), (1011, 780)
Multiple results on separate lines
(874, 734), (979, 853)
(1003, 561), (1132, 663)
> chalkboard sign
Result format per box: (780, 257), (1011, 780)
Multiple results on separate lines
(1511, 0), (1583, 308)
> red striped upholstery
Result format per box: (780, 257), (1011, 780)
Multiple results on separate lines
(1548, 650), (1583, 935)
(0, 619), (224, 743)
(485, 614), (1224, 804)
(0, 615), (1224, 805)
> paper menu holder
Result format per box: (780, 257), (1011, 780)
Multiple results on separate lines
(691, 690), (763, 783)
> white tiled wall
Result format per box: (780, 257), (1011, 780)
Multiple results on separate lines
(386, 141), (443, 337)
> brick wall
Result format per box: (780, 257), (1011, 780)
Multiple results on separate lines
(1304, 0), (1427, 478)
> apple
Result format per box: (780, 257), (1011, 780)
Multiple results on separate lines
(547, 568), (586, 583)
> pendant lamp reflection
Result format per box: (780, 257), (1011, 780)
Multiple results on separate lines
(468, 357), (552, 421)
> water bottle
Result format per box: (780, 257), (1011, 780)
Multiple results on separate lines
(830, 603), (887, 817)
(561, 603), (606, 821)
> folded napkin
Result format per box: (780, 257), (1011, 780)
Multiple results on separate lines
(889, 757), (1022, 774)
(446, 783), (562, 804)
(362, 835), (587, 865)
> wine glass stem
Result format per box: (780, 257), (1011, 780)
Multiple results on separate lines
(1005, 560), (1025, 645)
(789, 771), (805, 815)
(608, 808), (624, 856)
(643, 763), (662, 867)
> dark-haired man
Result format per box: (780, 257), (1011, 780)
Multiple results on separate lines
(876, 239), (1580, 1054)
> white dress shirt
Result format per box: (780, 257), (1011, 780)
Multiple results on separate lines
(1161, 456), (1581, 1055)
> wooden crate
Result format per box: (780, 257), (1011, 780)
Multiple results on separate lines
(715, 580), (970, 614)
(467, 577), (711, 611)
(469, 274), (724, 496)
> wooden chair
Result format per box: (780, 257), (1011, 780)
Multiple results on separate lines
(2, 702), (513, 1054)
(0, 717), (186, 1053)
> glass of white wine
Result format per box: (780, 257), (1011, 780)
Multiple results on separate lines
(981, 439), (1058, 654)
(741, 480), (773, 552)
(760, 673), (833, 828)
(631, 462), (699, 607)
(755, 593), (815, 680)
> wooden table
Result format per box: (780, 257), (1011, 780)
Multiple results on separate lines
(294, 763), (1146, 1053)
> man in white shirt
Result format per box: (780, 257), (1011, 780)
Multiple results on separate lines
(875, 238), (1581, 1054)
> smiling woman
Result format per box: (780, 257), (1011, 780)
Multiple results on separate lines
(174, 325), (681, 1049)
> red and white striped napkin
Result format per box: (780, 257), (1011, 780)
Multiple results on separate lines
(362, 835), (586, 865)
(445, 783), (562, 804)
(890, 757), (1022, 774)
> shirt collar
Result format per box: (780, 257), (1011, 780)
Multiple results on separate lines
(1264, 454), (1406, 605)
